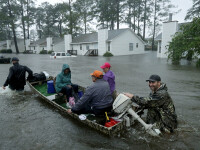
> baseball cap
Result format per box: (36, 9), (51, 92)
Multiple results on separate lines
(100, 62), (111, 69)
(90, 70), (103, 78)
(12, 57), (19, 61)
(146, 74), (161, 82)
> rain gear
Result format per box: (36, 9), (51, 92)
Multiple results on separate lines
(55, 64), (71, 92)
(132, 83), (177, 132)
(103, 70), (115, 93)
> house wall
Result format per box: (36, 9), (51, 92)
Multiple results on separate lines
(72, 43), (98, 55)
(64, 35), (72, 53)
(159, 21), (178, 58)
(157, 41), (162, 57)
(110, 30), (145, 56)
(11, 40), (25, 53)
(53, 41), (65, 52)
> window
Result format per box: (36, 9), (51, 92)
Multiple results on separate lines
(129, 43), (133, 51)
(80, 44), (82, 50)
(86, 45), (90, 50)
(136, 43), (138, 48)
(62, 53), (65, 56)
(108, 42), (110, 51)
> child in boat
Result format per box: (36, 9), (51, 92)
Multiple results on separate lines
(55, 64), (78, 101)
(100, 62), (116, 97)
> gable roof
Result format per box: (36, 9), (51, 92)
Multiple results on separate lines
(72, 28), (145, 44)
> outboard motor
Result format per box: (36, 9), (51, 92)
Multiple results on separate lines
(113, 93), (161, 137)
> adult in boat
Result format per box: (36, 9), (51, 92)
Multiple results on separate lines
(2, 57), (33, 91)
(100, 62), (116, 96)
(124, 75), (177, 133)
(55, 64), (78, 101)
(68, 70), (113, 116)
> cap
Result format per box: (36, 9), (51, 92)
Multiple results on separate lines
(100, 62), (111, 69)
(146, 75), (161, 82)
(90, 70), (103, 78)
(11, 57), (19, 61)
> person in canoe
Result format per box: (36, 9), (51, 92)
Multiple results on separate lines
(100, 62), (116, 98)
(68, 70), (113, 116)
(2, 57), (33, 91)
(55, 64), (78, 101)
(124, 74), (177, 133)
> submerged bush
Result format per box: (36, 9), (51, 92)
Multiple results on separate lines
(48, 50), (54, 54)
(0, 49), (12, 53)
(39, 50), (48, 54)
(103, 51), (113, 57)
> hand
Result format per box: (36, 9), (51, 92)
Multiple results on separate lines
(123, 92), (134, 98)
(2, 86), (6, 90)
(67, 109), (72, 113)
(67, 85), (72, 88)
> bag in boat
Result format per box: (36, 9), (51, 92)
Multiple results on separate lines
(27, 72), (46, 82)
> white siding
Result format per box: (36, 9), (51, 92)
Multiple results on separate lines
(71, 43), (98, 55)
(110, 30), (145, 56)
(53, 41), (65, 52)
(159, 21), (178, 58)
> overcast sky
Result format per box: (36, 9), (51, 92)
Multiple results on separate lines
(37, 0), (193, 23)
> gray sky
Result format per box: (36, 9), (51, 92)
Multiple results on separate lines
(38, 0), (193, 23)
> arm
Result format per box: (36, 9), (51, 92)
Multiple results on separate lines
(56, 75), (68, 88)
(3, 67), (13, 87)
(72, 86), (93, 112)
(132, 92), (166, 108)
(25, 66), (33, 78)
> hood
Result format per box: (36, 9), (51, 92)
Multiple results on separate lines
(61, 64), (71, 74)
(105, 70), (115, 79)
(158, 83), (168, 91)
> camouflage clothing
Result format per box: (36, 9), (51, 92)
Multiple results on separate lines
(132, 83), (177, 132)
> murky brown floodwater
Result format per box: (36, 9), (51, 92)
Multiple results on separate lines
(0, 52), (200, 150)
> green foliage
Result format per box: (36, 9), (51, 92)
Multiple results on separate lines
(103, 51), (113, 57)
(0, 49), (12, 53)
(185, 0), (200, 20)
(168, 17), (200, 66)
(48, 50), (54, 54)
(39, 50), (48, 54)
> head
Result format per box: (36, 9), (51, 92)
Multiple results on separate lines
(11, 57), (19, 64)
(90, 70), (103, 82)
(100, 62), (111, 73)
(64, 68), (70, 74)
(146, 75), (161, 92)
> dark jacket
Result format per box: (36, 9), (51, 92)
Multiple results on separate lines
(55, 64), (71, 92)
(4, 63), (33, 89)
(72, 79), (113, 112)
(132, 83), (177, 132)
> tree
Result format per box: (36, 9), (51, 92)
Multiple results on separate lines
(167, 18), (200, 66)
(0, 0), (20, 53)
(185, 0), (200, 20)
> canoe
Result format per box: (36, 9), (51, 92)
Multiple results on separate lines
(27, 79), (127, 135)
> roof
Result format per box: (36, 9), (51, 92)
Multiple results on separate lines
(72, 32), (98, 43)
(72, 28), (145, 44)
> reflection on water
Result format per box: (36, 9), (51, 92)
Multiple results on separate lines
(0, 52), (200, 150)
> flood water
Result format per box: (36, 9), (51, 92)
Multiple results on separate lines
(0, 52), (200, 150)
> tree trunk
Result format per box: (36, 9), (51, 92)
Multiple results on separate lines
(137, 0), (141, 35)
(8, 0), (19, 53)
(152, 0), (157, 51)
(143, 0), (147, 40)
(133, 1), (136, 32)
(116, 0), (120, 29)
(20, 0), (26, 51)
(69, 0), (73, 34)
(84, 12), (87, 34)
(27, 0), (30, 39)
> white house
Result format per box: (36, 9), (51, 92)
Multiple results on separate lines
(66, 28), (145, 56)
(155, 14), (189, 58)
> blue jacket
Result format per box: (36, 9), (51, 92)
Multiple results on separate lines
(55, 64), (71, 92)
(72, 79), (113, 112)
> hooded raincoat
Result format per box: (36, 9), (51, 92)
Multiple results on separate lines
(55, 64), (71, 92)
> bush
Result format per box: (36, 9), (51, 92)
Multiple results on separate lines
(48, 50), (54, 54)
(103, 51), (113, 57)
(39, 50), (48, 54)
(0, 49), (12, 53)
